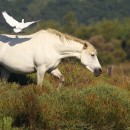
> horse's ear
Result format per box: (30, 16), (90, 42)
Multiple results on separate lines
(83, 43), (88, 49)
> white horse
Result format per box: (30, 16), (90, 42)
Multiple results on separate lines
(0, 29), (102, 86)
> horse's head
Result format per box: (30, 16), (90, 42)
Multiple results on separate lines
(80, 42), (102, 77)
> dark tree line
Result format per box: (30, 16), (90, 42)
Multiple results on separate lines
(0, 0), (130, 29)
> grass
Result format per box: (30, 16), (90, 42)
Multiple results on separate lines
(0, 61), (130, 130)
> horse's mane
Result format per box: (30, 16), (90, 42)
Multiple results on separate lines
(47, 28), (96, 53)
(47, 28), (86, 45)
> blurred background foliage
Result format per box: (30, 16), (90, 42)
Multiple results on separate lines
(0, 0), (130, 64)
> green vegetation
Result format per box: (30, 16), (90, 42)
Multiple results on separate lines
(1, 0), (130, 25)
(0, 62), (130, 130)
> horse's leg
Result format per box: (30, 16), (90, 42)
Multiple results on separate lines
(0, 67), (10, 81)
(50, 68), (65, 88)
(36, 66), (46, 87)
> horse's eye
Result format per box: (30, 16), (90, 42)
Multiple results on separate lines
(91, 54), (94, 57)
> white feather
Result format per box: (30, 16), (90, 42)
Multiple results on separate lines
(2, 11), (19, 27)
(2, 11), (40, 33)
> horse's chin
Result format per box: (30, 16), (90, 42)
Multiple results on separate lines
(86, 66), (93, 72)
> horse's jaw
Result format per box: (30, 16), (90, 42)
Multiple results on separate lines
(86, 66), (94, 72)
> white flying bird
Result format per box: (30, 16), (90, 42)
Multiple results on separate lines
(2, 11), (39, 33)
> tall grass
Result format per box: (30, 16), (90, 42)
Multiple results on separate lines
(0, 61), (130, 130)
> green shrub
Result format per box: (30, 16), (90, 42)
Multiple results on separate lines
(37, 84), (130, 130)
(0, 64), (130, 130)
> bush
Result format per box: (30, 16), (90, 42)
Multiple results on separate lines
(0, 82), (130, 130)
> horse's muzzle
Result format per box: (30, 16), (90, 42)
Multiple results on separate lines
(94, 68), (102, 77)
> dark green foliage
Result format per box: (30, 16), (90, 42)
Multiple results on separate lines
(62, 11), (78, 35)
(1, 0), (130, 31)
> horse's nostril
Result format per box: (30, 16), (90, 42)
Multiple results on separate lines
(99, 68), (102, 74)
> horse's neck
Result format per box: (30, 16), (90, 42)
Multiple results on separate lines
(58, 40), (83, 59)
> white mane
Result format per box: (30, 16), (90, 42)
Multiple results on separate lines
(47, 28), (97, 53)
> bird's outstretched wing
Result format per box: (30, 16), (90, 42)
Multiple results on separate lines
(2, 11), (19, 27)
(21, 20), (40, 29)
